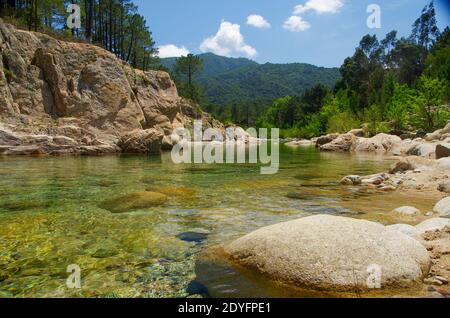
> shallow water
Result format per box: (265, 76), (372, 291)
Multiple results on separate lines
(0, 146), (438, 298)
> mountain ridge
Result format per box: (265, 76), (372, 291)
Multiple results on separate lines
(160, 53), (341, 108)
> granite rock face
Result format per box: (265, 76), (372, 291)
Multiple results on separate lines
(0, 19), (220, 155)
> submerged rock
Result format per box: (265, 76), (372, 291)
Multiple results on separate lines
(285, 192), (311, 200)
(91, 247), (119, 259)
(186, 280), (210, 297)
(433, 197), (450, 217)
(146, 186), (196, 197)
(177, 232), (208, 243)
(2, 199), (52, 211)
(392, 206), (421, 216)
(100, 191), (168, 213)
(224, 215), (430, 292)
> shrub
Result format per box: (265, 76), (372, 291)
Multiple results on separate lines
(327, 111), (360, 134)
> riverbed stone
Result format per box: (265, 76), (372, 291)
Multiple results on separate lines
(437, 181), (450, 193)
(100, 191), (168, 213)
(224, 215), (430, 292)
(437, 158), (450, 170)
(406, 143), (436, 158)
(415, 218), (450, 235)
(392, 206), (421, 216)
(386, 224), (418, 237)
(433, 197), (450, 217)
(436, 143), (450, 159)
(340, 175), (361, 185)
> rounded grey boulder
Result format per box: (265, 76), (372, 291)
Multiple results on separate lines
(224, 215), (430, 292)
(386, 224), (418, 237)
(433, 197), (450, 217)
(415, 218), (450, 235)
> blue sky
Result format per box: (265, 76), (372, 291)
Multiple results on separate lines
(134, 0), (450, 67)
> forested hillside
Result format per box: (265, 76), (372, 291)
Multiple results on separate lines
(162, 53), (340, 124)
(257, 1), (450, 138)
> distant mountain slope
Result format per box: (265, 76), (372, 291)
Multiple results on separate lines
(161, 53), (258, 77)
(161, 53), (340, 107)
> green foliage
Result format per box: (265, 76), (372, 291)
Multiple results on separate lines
(327, 112), (361, 134)
(0, 0), (157, 72)
(412, 76), (449, 130)
(173, 54), (204, 103)
(162, 53), (340, 120)
(386, 83), (416, 131)
(259, 1), (449, 139)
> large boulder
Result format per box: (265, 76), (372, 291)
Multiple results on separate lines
(224, 215), (430, 292)
(406, 143), (436, 158)
(320, 133), (356, 152)
(433, 197), (450, 217)
(415, 218), (450, 235)
(436, 143), (450, 159)
(426, 122), (450, 141)
(386, 224), (418, 237)
(389, 156), (435, 174)
(118, 129), (163, 154)
(437, 158), (450, 170)
(352, 133), (402, 154)
(315, 133), (339, 146)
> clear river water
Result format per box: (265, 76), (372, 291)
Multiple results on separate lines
(0, 146), (440, 298)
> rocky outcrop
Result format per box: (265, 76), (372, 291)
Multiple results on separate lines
(315, 133), (339, 147)
(434, 197), (450, 217)
(352, 133), (402, 154)
(0, 19), (220, 155)
(224, 215), (430, 292)
(319, 133), (356, 152)
(316, 123), (450, 159)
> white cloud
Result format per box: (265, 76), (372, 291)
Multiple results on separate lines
(158, 44), (189, 58)
(283, 16), (311, 32)
(200, 21), (257, 57)
(294, 0), (344, 15)
(247, 14), (271, 29)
